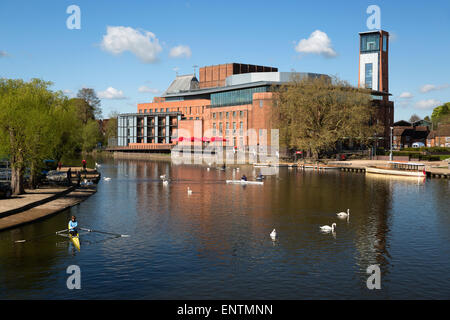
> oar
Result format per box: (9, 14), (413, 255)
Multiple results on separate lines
(15, 229), (68, 243)
(79, 227), (130, 238)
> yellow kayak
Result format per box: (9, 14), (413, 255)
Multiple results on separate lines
(69, 233), (80, 251)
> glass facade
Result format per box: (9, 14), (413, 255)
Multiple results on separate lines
(211, 86), (268, 107)
(360, 34), (379, 52)
(365, 63), (373, 89)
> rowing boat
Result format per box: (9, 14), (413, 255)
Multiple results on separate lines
(69, 233), (81, 251)
(226, 180), (264, 185)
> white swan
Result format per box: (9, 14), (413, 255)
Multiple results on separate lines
(162, 179), (169, 185)
(160, 174), (166, 180)
(187, 187), (193, 195)
(103, 177), (111, 181)
(270, 229), (276, 239)
(320, 223), (336, 232)
(337, 209), (350, 219)
(95, 162), (101, 168)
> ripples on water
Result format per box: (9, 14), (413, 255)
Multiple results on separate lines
(0, 159), (449, 299)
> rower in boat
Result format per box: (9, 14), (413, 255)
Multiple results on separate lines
(68, 215), (78, 236)
(241, 174), (248, 181)
(256, 173), (264, 181)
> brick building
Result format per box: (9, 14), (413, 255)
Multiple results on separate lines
(116, 30), (395, 152)
(427, 124), (450, 147)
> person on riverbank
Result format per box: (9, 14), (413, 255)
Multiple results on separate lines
(68, 216), (78, 236)
(82, 159), (87, 172)
(58, 161), (62, 171)
(66, 168), (72, 186)
(241, 174), (247, 181)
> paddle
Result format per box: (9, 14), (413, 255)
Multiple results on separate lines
(14, 229), (68, 243)
(79, 227), (129, 238)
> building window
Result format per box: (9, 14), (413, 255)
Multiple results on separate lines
(383, 35), (387, 52)
(226, 112), (229, 119)
(213, 123), (216, 135)
(213, 113), (216, 119)
(240, 111), (244, 117)
(260, 100), (263, 108)
(166, 108), (169, 112)
(232, 122), (236, 134)
(226, 122), (229, 135)
(233, 111), (236, 118)
(365, 63), (373, 89)
(219, 112), (222, 120)
(219, 122), (223, 135)
(239, 121), (243, 135)
(360, 34), (379, 52)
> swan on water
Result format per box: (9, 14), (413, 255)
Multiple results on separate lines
(320, 223), (336, 232)
(160, 174), (166, 180)
(337, 209), (350, 219)
(187, 187), (193, 195)
(103, 177), (111, 181)
(162, 179), (169, 185)
(95, 162), (101, 168)
(270, 229), (276, 239)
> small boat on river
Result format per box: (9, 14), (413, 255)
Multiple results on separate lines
(365, 161), (426, 177)
(226, 180), (264, 185)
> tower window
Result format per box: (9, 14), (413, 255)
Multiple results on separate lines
(365, 63), (373, 89)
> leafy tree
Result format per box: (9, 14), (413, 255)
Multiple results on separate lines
(273, 76), (382, 159)
(81, 120), (103, 152)
(76, 88), (102, 121)
(0, 79), (71, 193)
(431, 102), (450, 127)
(104, 111), (119, 146)
(424, 116), (431, 122)
(409, 114), (421, 123)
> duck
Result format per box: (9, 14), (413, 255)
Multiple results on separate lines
(95, 162), (101, 168)
(270, 229), (276, 239)
(160, 174), (166, 180)
(103, 177), (111, 181)
(187, 187), (193, 195)
(320, 223), (336, 232)
(337, 209), (350, 219)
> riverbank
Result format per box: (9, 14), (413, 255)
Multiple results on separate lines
(0, 169), (100, 231)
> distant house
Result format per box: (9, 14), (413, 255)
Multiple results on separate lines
(393, 120), (430, 149)
(427, 124), (450, 147)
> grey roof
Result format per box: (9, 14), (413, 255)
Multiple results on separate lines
(162, 72), (330, 99)
(164, 74), (199, 95)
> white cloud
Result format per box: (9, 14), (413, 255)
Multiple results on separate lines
(420, 83), (450, 93)
(169, 45), (192, 59)
(0, 50), (9, 57)
(100, 26), (162, 63)
(399, 92), (413, 99)
(98, 87), (126, 99)
(415, 99), (441, 110)
(138, 85), (160, 94)
(295, 30), (337, 58)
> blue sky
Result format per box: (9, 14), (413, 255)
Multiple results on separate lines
(0, 0), (449, 121)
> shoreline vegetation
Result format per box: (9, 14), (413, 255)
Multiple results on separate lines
(0, 79), (116, 195)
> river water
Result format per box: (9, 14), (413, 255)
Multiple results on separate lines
(0, 158), (449, 299)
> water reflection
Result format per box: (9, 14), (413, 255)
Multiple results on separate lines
(0, 158), (449, 299)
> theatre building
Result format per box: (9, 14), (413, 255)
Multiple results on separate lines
(116, 31), (394, 153)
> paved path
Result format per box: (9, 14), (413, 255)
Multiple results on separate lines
(0, 186), (96, 231)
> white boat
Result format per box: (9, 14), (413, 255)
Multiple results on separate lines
(365, 162), (426, 177)
(226, 180), (264, 185)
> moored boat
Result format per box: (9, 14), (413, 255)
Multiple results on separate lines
(365, 161), (426, 177)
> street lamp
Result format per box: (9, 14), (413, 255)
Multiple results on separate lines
(389, 126), (394, 161)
